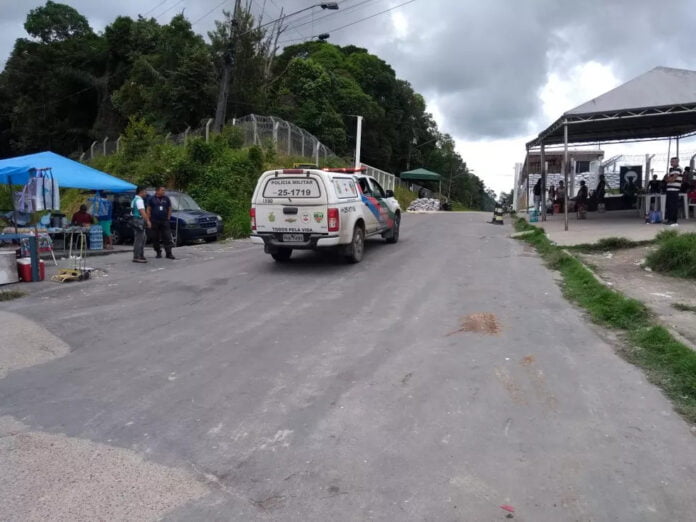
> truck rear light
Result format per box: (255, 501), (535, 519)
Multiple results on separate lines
(250, 207), (256, 230)
(328, 208), (339, 232)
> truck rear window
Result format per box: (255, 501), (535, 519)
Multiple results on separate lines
(333, 178), (358, 199)
(263, 177), (321, 198)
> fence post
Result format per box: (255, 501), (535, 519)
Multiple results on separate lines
(79, 152), (86, 162)
(184, 126), (191, 145)
(314, 141), (320, 166)
(272, 118), (279, 147)
(116, 136), (122, 153)
(251, 114), (258, 145)
(90, 141), (97, 159)
(301, 133), (305, 157)
(287, 122), (292, 155)
(205, 118), (213, 142)
(103, 137), (109, 156)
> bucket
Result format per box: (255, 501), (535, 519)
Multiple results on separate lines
(89, 225), (103, 250)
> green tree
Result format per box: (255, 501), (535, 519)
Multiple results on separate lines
(24, 1), (92, 43)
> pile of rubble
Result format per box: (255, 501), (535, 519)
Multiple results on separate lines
(407, 198), (441, 212)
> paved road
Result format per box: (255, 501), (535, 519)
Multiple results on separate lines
(2, 212), (696, 521)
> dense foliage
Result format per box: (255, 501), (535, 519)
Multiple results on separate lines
(0, 1), (493, 210)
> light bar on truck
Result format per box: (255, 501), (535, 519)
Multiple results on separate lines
(322, 167), (367, 173)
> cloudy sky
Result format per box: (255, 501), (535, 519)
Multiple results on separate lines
(3, 0), (696, 194)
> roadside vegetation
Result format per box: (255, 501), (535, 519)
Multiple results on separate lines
(393, 186), (418, 212)
(0, 290), (26, 301)
(645, 231), (696, 279)
(672, 303), (696, 313)
(567, 236), (653, 253)
(514, 218), (696, 423)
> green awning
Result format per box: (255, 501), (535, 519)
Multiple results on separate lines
(400, 168), (442, 181)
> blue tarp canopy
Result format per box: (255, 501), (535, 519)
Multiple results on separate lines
(0, 151), (135, 192)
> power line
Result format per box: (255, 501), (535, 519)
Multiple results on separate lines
(191, 0), (229, 26)
(268, 0), (308, 41)
(155, 0), (187, 20)
(282, 0), (375, 34)
(1, 86), (95, 118)
(142, 0), (171, 17)
(279, 0), (417, 45)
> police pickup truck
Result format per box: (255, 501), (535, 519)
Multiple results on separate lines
(250, 167), (401, 263)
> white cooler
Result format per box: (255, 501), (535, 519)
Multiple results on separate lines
(0, 250), (19, 285)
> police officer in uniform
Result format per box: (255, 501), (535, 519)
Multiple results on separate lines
(147, 186), (176, 259)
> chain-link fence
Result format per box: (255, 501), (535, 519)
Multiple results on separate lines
(80, 114), (338, 165)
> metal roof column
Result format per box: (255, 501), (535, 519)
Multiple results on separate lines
(563, 121), (569, 232)
(540, 142), (547, 221)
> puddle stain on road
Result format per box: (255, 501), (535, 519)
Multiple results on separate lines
(447, 313), (502, 336)
(494, 355), (559, 411)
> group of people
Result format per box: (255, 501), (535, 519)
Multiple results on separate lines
(531, 156), (696, 224)
(533, 179), (568, 212)
(71, 187), (176, 257)
(130, 186), (176, 263)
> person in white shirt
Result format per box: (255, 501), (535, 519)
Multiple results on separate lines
(664, 157), (683, 225)
(131, 186), (151, 263)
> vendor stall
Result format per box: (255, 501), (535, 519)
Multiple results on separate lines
(0, 151), (135, 283)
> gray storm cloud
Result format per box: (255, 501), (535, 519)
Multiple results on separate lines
(3, 0), (696, 141)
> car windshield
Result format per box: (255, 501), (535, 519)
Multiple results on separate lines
(168, 194), (201, 211)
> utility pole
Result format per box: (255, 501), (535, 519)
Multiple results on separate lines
(213, 0), (241, 133)
(354, 115), (363, 168)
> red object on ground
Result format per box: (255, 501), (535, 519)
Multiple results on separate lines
(500, 504), (515, 513)
(17, 258), (45, 282)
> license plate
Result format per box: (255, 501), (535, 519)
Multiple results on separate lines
(206, 227), (217, 234)
(282, 234), (304, 242)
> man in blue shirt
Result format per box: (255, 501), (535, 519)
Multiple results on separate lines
(147, 186), (175, 259)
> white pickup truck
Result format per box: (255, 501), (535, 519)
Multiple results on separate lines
(250, 167), (401, 263)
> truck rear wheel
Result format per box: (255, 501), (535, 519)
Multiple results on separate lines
(271, 248), (292, 262)
(345, 225), (364, 263)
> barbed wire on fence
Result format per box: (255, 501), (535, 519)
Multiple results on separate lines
(78, 114), (424, 195)
(81, 114), (339, 166)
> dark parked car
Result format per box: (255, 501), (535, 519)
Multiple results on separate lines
(111, 190), (223, 246)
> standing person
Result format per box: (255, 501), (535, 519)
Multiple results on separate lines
(131, 186), (151, 263)
(648, 175), (661, 194)
(556, 180), (566, 212)
(595, 174), (607, 211)
(576, 180), (588, 218)
(147, 186), (175, 259)
(664, 157), (683, 226)
(532, 178), (542, 211)
(91, 193), (114, 250)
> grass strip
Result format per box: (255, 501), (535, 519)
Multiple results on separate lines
(514, 218), (696, 423)
(673, 303), (696, 313)
(626, 327), (696, 421)
(566, 236), (653, 253)
(645, 232), (696, 279)
(0, 290), (26, 301)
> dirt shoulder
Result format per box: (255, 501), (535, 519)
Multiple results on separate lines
(577, 246), (696, 348)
